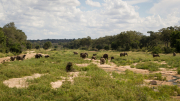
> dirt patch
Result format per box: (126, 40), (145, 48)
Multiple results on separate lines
(24, 53), (37, 60)
(90, 59), (149, 74)
(76, 63), (90, 67)
(3, 73), (45, 88)
(26, 51), (35, 54)
(0, 57), (11, 63)
(84, 58), (180, 87)
(84, 58), (92, 61)
(51, 72), (79, 89)
(0, 52), (49, 64)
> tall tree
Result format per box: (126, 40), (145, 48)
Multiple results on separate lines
(170, 31), (180, 52)
(43, 41), (52, 50)
(116, 31), (143, 50)
(26, 41), (32, 49)
(147, 31), (161, 50)
(2, 22), (27, 53)
(159, 27), (174, 48)
(0, 28), (6, 53)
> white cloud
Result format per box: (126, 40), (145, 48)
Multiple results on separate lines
(0, 0), (180, 39)
(123, 0), (150, 5)
(85, 0), (101, 7)
(149, 0), (180, 17)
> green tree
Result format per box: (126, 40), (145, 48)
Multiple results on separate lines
(159, 27), (174, 48)
(116, 31), (143, 49)
(26, 41), (32, 49)
(43, 41), (52, 50)
(2, 22), (27, 53)
(104, 45), (109, 50)
(140, 35), (150, 49)
(54, 46), (58, 48)
(147, 31), (161, 50)
(111, 42), (118, 50)
(175, 39), (180, 52)
(96, 45), (103, 50)
(79, 36), (91, 49)
(9, 43), (22, 54)
(35, 45), (40, 49)
(170, 31), (180, 52)
(0, 28), (6, 53)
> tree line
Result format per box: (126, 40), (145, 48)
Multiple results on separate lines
(63, 26), (180, 53)
(0, 22), (180, 54)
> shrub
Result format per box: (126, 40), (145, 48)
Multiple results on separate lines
(152, 46), (162, 54)
(117, 46), (126, 51)
(43, 41), (52, 50)
(26, 41), (32, 49)
(104, 45), (109, 50)
(80, 47), (87, 50)
(9, 43), (22, 54)
(54, 46), (58, 48)
(96, 45), (103, 50)
(177, 67), (180, 74)
(163, 47), (176, 53)
(35, 45), (40, 49)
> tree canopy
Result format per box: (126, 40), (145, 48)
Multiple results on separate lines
(0, 22), (27, 54)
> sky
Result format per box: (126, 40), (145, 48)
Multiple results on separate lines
(0, 0), (180, 40)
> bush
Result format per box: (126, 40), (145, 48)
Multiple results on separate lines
(9, 43), (22, 54)
(80, 47), (88, 50)
(117, 46), (126, 51)
(111, 42), (118, 50)
(43, 41), (52, 50)
(54, 46), (58, 48)
(152, 46), (162, 54)
(26, 41), (32, 49)
(96, 45), (103, 50)
(141, 47), (148, 52)
(104, 45), (109, 50)
(89, 48), (98, 51)
(177, 67), (180, 74)
(35, 45), (40, 49)
(163, 47), (176, 53)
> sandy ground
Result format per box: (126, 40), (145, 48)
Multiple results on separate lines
(80, 58), (180, 87)
(1, 51), (50, 88)
(3, 73), (45, 88)
(76, 63), (90, 67)
(51, 72), (79, 89)
(3, 72), (80, 89)
(0, 51), (48, 64)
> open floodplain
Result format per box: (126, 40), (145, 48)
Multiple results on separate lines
(1, 49), (180, 101)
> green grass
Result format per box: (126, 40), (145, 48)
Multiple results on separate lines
(0, 52), (14, 58)
(0, 50), (179, 100)
(135, 62), (160, 71)
(144, 73), (167, 81)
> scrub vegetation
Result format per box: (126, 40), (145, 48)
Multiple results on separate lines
(0, 49), (180, 101)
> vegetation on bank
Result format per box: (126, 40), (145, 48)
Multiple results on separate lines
(0, 49), (180, 100)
